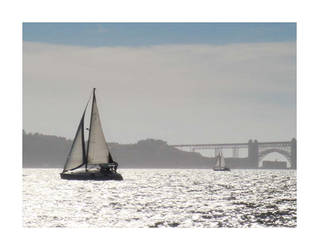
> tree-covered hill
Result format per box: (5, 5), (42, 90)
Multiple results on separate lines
(23, 131), (211, 168)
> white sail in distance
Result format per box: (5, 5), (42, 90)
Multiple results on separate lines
(63, 115), (86, 172)
(87, 92), (110, 164)
(220, 153), (226, 167)
(215, 153), (226, 168)
(215, 153), (220, 167)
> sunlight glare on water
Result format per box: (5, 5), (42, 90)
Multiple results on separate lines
(23, 168), (296, 228)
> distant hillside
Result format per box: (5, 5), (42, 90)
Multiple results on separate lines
(22, 131), (211, 168)
(23, 130), (72, 167)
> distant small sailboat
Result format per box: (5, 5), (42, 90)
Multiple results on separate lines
(213, 152), (230, 171)
(60, 88), (123, 180)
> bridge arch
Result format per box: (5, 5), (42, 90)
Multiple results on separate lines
(258, 148), (291, 167)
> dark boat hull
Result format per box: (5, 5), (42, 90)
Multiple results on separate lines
(60, 170), (123, 181)
(213, 167), (231, 171)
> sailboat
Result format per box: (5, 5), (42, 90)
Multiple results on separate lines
(60, 88), (123, 180)
(213, 152), (230, 171)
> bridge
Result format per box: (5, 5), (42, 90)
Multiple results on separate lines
(170, 139), (296, 168)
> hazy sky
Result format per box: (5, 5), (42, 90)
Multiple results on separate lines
(23, 23), (296, 144)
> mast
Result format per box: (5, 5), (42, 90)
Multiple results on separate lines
(81, 111), (86, 166)
(86, 88), (96, 172)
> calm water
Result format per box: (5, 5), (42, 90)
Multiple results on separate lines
(23, 168), (296, 228)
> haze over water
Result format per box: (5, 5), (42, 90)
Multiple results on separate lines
(23, 168), (296, 228)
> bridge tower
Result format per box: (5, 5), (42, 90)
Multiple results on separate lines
(248, 139), (259, 168)
(291, 138), (297, 169)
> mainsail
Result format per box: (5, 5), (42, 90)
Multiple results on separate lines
(62, 113), (86, 172)
(86, 89), (111, 164)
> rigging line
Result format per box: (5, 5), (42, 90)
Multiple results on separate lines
(83, 90), (93, 114)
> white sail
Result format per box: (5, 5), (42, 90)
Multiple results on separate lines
(220, 153), (226, 167)
(215, 154), (220, 167)
(87, 94), (110, 164)
(63, 116), (86, 172)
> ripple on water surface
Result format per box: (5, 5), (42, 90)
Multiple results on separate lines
(23, 168), (296, 228)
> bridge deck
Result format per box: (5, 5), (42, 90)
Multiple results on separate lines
(170, 141), (291, 148)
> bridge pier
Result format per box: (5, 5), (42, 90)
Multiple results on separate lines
(248, 140), (259, 168)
